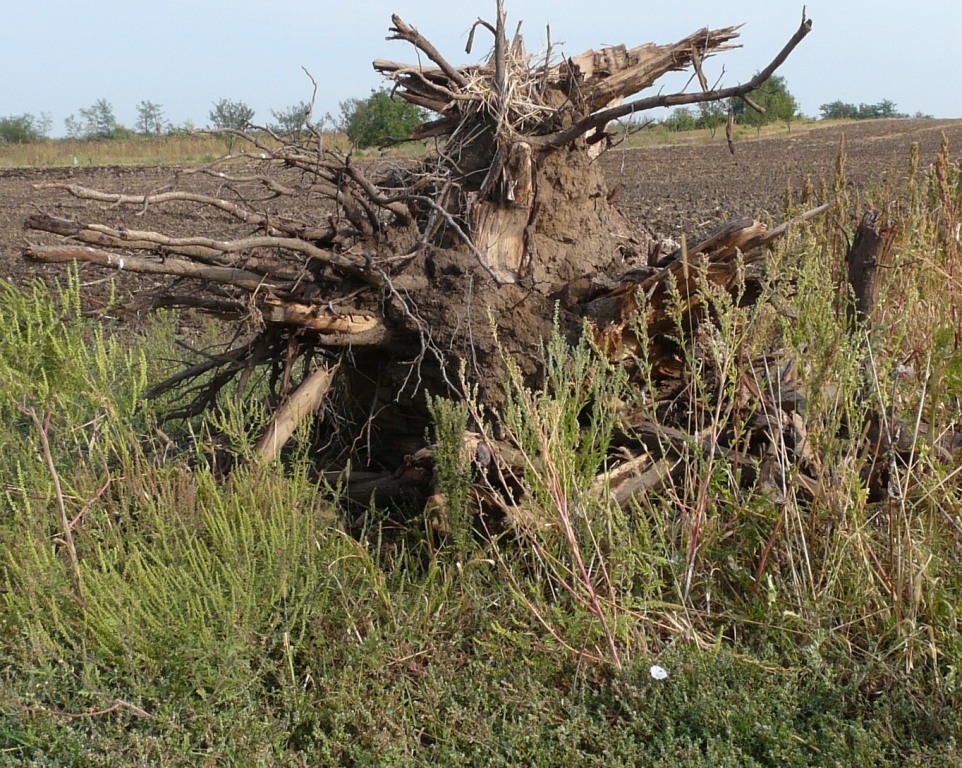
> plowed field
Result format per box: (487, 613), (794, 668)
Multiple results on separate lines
(2, 118), (961, 299)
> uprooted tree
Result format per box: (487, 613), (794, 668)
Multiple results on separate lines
(24, 3), (831, 507)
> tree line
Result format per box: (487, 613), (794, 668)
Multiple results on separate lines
(657, 75), (926, 133)
(0, 79), (929, 147)
(0, 90), (424, 149)
(0, 98), (324, 144)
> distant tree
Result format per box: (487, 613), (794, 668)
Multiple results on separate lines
(819, 100), (859, 120)
(209, 98), (255, 131)
(0, 113), (50, 143)
(875, 99), (901, 119)
(136, 100), (166, 135)
(663, 106), (697, 132)
(820, 99), (908, 121)
(271, 102), (310, 136)
(857, 99), (908, 119)
(697, 102), (727, 137)
(209, 98), (255, 151)
(65, 98), (119, 139)
(733, 75), (799, 132)
(338, 89), (426, 148)
(36, 112), (53, 137)
(164, 120), (200, 138)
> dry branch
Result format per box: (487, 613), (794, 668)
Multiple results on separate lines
(254, 364), (336, 462)
(24, 244), (283, 292)
(387, 15), (471, 89)
(534, 14), (812, 148)
(560, 27), (741, 113)
(259, 296), (387, 339)
(590, 205), (828, 370)
(594, 453), (675, 507)
(33, 182), (280, 229)
(24, 244), (388, 339)
(24, 212), (376, 284)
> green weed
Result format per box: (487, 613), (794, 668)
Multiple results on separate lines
(3, 145), (962, 764)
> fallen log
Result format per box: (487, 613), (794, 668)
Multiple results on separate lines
(21, 2), (817, 477)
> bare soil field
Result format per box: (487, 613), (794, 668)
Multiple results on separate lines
(1, 118), (961, 301)
(604, 118), (962, 238)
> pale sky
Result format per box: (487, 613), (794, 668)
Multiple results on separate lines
(2, 1), (958, 136)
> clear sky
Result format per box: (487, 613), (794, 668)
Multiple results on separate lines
(2, 1), (959, 136)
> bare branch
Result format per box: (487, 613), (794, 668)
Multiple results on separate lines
(24, 244), (287, 292)
(254, 364), (337, 462)
(386, 14), (469, 88)
(24, 213), (377, 283)
(534, 15), (812, 148)
(33, 179), (336, 241)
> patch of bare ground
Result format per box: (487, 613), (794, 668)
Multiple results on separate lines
(601, 118), (962, 240)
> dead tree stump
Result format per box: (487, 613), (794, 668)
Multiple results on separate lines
(22, 2), (816, 486)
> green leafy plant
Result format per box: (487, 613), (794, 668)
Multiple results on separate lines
(734, 74), (799, 130)
(0, 112), (50, 143)
(209, 98), (255, 150)
(338, 88), (426, 148)
(270, 101), (311, 136)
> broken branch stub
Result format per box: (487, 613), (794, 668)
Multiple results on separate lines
(845, 208), (897, 329)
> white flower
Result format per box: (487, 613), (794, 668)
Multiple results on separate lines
(649, 664), (669, 680)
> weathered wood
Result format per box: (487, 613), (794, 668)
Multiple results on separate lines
(20, 3), (816, 485)
(24, 212), (369, 281)
(259, 296), (387, 340)
(559, 28), (741, 113)
(386, 14), (470, 89)
(470, 141), (534, 282)
(375, 9), (811, 154)
(254, 365), (336, 462)
(23, 244), (283, 292)
(532, 14), (813, 149)
(594, 453), (675, 507)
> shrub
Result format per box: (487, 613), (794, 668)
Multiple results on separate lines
(270, 101), (311, 136)
(734, 74), (799, 130)
(338, 88), (426, 148)
(209, 98), (255, 131)
(0, 113), (50, 143)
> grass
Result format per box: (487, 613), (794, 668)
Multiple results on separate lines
(2, 144), (962, 765)
(611, 117), (833, 150)
(0, 132), (434, 169)
(0, 134), (228, 168)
